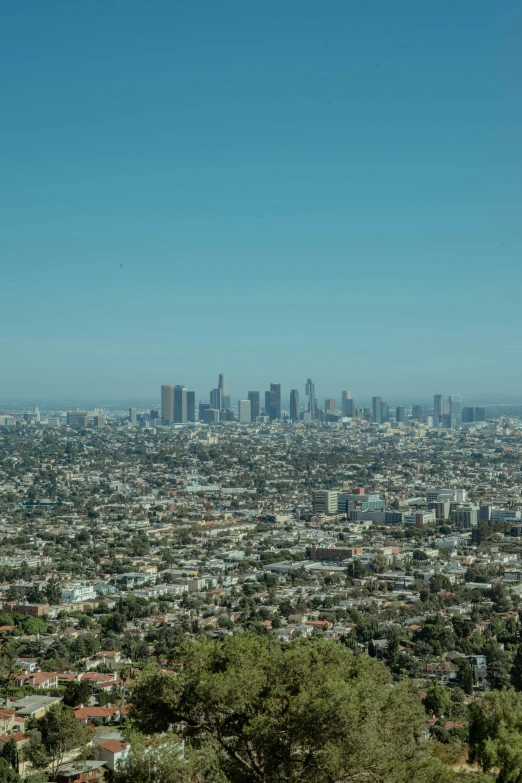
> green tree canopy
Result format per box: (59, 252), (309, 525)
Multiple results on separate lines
(130, 634), (456, 783)
(469, 689), (522, 781)
(0, 759), (20, 783)
(25, 704), (93, 779)
(62, 680), (92, 708)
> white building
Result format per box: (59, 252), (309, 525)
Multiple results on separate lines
(61, 582), (96, 603)
(238, 400), (251, 423)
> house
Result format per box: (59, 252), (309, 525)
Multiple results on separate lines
(92, 651), (123, 670)
(73, 706), (122, 725)
(25, 672), (59, 689)
(11, 696), (61, 720)
(15, 658), (38, 672)
(56, 760), (106, 783)
(0, 733), (31, 775)
(97, 739), (130, 771)
(425, 661), (459, 684)
(0, 709), (20, 735)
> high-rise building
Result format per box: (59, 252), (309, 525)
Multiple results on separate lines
(434, 393), (443, 418)
(129, 407), (137, 426)
(462, 406), (475, 423)
(161, 385), (174, 425)
(381, 402), (389, 422)
(343, 398), (355, 417)
(395, 406), (406, 423)
(474, 406), (486, 422)
(264, 391), (271, 417)
(238, 399), (251, 423)
(67, 411), (89, 428)
(199, 403), (210, 420)
(187, 392), (196, 422)
(341, 390), (352, 416)
(290, 389), (300, 422)
(371, 396), (382, 424)
(210, 388), (222, 411)
(248, 391), (260, 422)
(305, 378), (316, 420)
(449, 394), (462, 426)
(412, 404), (426, 421)
(203, 408), (220, 424)
(218, 374), (230, 409)
(173, 385), (187, 424)
(267, 383), (281, 420)
(150, 409), (160, 420)
(313, 490), (339, 515)
(325, 398), (336, 414)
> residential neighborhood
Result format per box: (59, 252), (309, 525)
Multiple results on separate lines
(2, 410), (522, 779)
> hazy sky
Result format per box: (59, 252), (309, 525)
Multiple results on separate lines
(1, 1), (521, 404)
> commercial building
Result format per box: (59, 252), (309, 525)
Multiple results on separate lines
(325, 399), (336, 414)
(372, 397), (382, 424)
(266, 383), (281, 421)
(129, 408), (137, 426)
(404, 511), (436, 527)
(412, 404), (426, 421)
(67, 411), (89, 428)
(248, 391), (260, 422)
(4, 603), (50, 617)
(173, 385), (187, 424)
(161, 385), (174, 425)
(210, 388), (222, 411)
(310, 547), (362, 562)
(395, 406), (406, 423)
(450, 507), (478, 528)
(449, 394), (462, 426)
(342, 395), (355, 417)
(187, 391), (196, 423)
(218, 374), (230, 409)
(313, 490), (338, 515)
(238, 400), (251, 423)
(203, 408), (220, 424)
(305, 378), (316, 420)
(341, 390), (352, 416)
(290, 390), (300, 422)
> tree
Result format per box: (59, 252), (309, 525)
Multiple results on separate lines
(423, 683), (452, 718)
(114, 738), (226, 783)
(0, 759), (20, 783)
(469, 689), (522, 780)
(44, 579), (62, 606)
(512, 643), (522, 692)
(0, 740), (18, 772)
(130, 634), (457, 783)
(429, 574), (451, 593)
(457, 659), (474, 695)
(487, 656), (511, 691)
(26, 704), (93, 779)
(62, 680), (92, 708)
(372, 553), (387, 574)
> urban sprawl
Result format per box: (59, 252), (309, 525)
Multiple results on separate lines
(1, 375), (522, 781)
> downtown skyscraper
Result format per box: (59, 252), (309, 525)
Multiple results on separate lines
(305, 378), (316, 420)
(290, 389), (300, 422)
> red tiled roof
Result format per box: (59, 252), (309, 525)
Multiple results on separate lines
(99, 740), (129, 753)
(0, 733), (28, 744)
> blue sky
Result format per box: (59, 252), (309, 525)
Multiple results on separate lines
(1, 1), (521, 405)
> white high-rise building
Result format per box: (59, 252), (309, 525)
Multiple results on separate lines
(238, 400), (251, 423)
